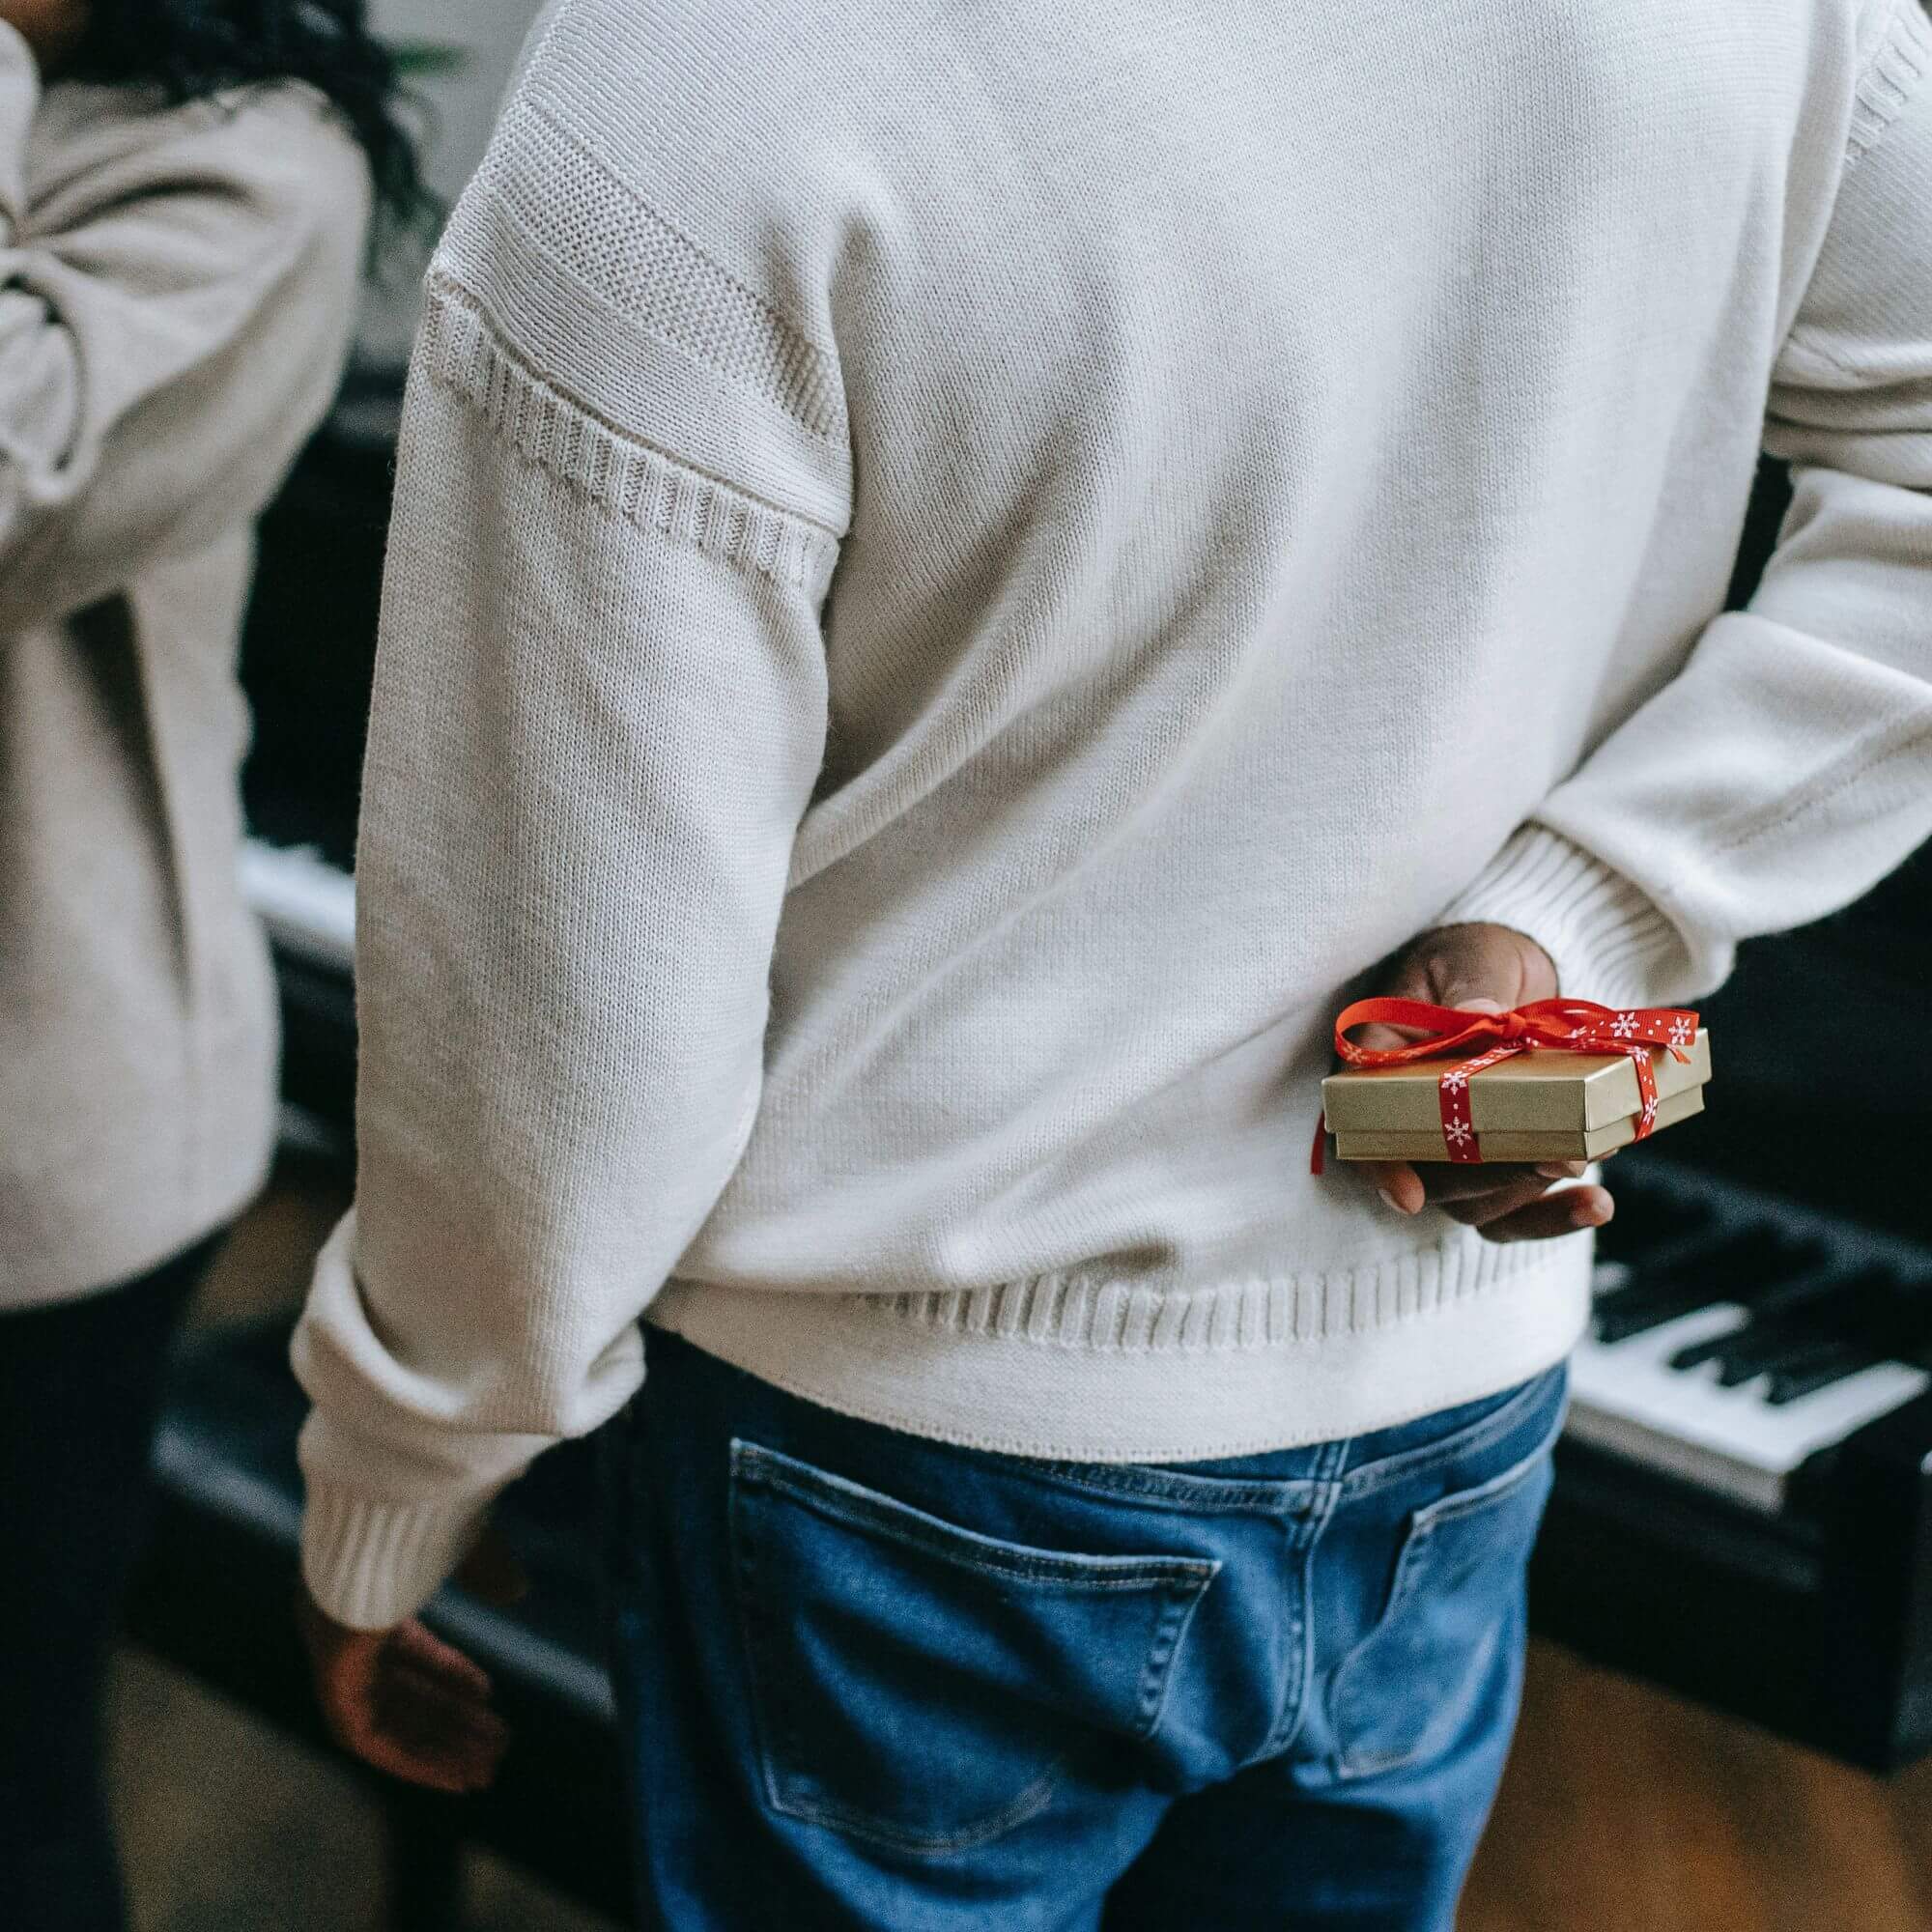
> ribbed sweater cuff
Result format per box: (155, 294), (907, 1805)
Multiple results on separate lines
(1434, 824), (1690, 1010)
(300, 1482), (486, 1632)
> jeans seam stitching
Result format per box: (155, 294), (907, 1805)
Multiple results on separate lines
(734, 1444), (1219, 1588)
(1256, 1450), (1348, 1762)
(725, 1457), (798, 1825)
(1337, 1364), (1561, 1499)
(1327, 1409), (1564, 1778)
(769, 1760), (1070, 1857)
(1135, 1567), (1220, 1737)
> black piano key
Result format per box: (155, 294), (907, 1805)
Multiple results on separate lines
(1691, 1310), (1896, 1387)
(1709, 1327), (1848, 1388)
(1662, 1265), (1930, 1400)
(1668, 1327), (1745, 1374)
(1593, 1233), (1831, 1344)
(1593, 1293), (1715, 1345)
(1592, 1299), (1682, 1345)
(1750, 1263), (1902, 1328)
(1766, 1345), (1889, 1406)
(1661, 1266), (1894, 1362)
(1686, 1324), (1808, 1386)
(1660, 1308), (1825, 1380)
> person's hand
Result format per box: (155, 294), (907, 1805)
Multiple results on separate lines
(0, 0), (90, 72)
(297, 1519), (527, 1794)
(1346, 922), (1614, 1243)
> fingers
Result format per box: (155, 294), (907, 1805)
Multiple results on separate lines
(301, 1603), (509, 1795)
(372, 1657), (510, 1788)
(1434, 1169), (1562, 1228)
(390, 1617), (496, 1699)
(375, 1621), (508, 1790)
(1350, 1023), (1421, 1051)
(1419, 1161), (1566, 1206)
(1364, 1160), (1574, 1213)
(1413, 923), (1560, 1009)
(1359, 1160), (1427, 1215)
(1435, 1162), (1589, 1227)
(1477, 1183), (1615, 1243)
(1363, 1159), (1608, 1244)
(1350, 923), (1555, 1054)
(336, 1693), (503, 1796)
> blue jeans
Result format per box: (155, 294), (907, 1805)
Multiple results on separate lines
(603, 1325), (1568, 1932)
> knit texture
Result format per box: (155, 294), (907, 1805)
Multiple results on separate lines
(0, 29), (372, 1306)
(293, 0), (1932, 1628)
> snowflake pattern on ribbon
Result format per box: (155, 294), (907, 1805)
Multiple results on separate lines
(1316, 995), (1699, 1173)
(1631, 1049), (1661, 1141)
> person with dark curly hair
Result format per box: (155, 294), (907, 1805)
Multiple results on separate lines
(0, 5), (418, 1927)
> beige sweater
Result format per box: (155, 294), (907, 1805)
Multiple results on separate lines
(295, 0), (1932, 1630)
(0, 27), (370, 1306)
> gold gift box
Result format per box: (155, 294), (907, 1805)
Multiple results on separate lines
(1321, 1029), (1712, 1164)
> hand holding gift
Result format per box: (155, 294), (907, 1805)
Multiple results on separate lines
(1312, 923), (1710, 1243)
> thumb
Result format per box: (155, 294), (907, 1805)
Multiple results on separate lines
(1450, 995), (1505, 1013)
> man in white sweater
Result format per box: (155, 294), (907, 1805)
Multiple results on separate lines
(293, 1), (1932, 1923)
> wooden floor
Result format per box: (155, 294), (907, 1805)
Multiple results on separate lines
(106, 1165), (1932, 1930)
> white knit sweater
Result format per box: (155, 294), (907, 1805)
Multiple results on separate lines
(295, 0), (1932, 1628)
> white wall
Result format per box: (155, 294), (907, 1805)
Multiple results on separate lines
(358, 0), (548, 369)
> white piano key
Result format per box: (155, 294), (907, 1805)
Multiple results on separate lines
(1566, 1303), (1930, 1513)
(239, 838), (355, 972)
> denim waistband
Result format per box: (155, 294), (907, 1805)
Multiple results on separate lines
(974, 1361), (1569, 1519)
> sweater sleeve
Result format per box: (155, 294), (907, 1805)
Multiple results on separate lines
(1435, 0), (1932, 1009)
(291, 247), (843, 1621)
(0, 27), (371, 631)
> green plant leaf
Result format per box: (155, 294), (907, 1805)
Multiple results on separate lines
(384, 38), (469, 78)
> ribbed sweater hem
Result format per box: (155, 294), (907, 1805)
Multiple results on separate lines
(643, 1230), (1594, 1463)
(301, 1481), (491, 1633)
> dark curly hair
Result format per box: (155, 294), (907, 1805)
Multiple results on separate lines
(70, 0), (430, 238)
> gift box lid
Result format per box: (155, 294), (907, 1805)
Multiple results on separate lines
(1321, 1028), (1711, 1135)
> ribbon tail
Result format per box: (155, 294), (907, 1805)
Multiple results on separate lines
(1629, 1045), (1660, 1141)
(1310, 1111), (1328, 1177)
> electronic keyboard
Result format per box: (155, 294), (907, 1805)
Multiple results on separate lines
(1536, 1151), (1932, 1769)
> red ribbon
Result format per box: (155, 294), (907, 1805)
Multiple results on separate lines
(1309, 997), (1698, 1175)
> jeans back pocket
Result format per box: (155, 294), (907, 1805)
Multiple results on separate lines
(1327, 1395), (1563, 1780)
(728, 1438), (1219, 1856)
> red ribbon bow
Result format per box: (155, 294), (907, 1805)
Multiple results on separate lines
(1309, 997), (1699, 1175)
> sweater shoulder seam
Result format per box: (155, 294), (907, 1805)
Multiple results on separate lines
(1847, 0), (1932, 168)
(469, 92), (847, 448)
(419, 275), (842, 595)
